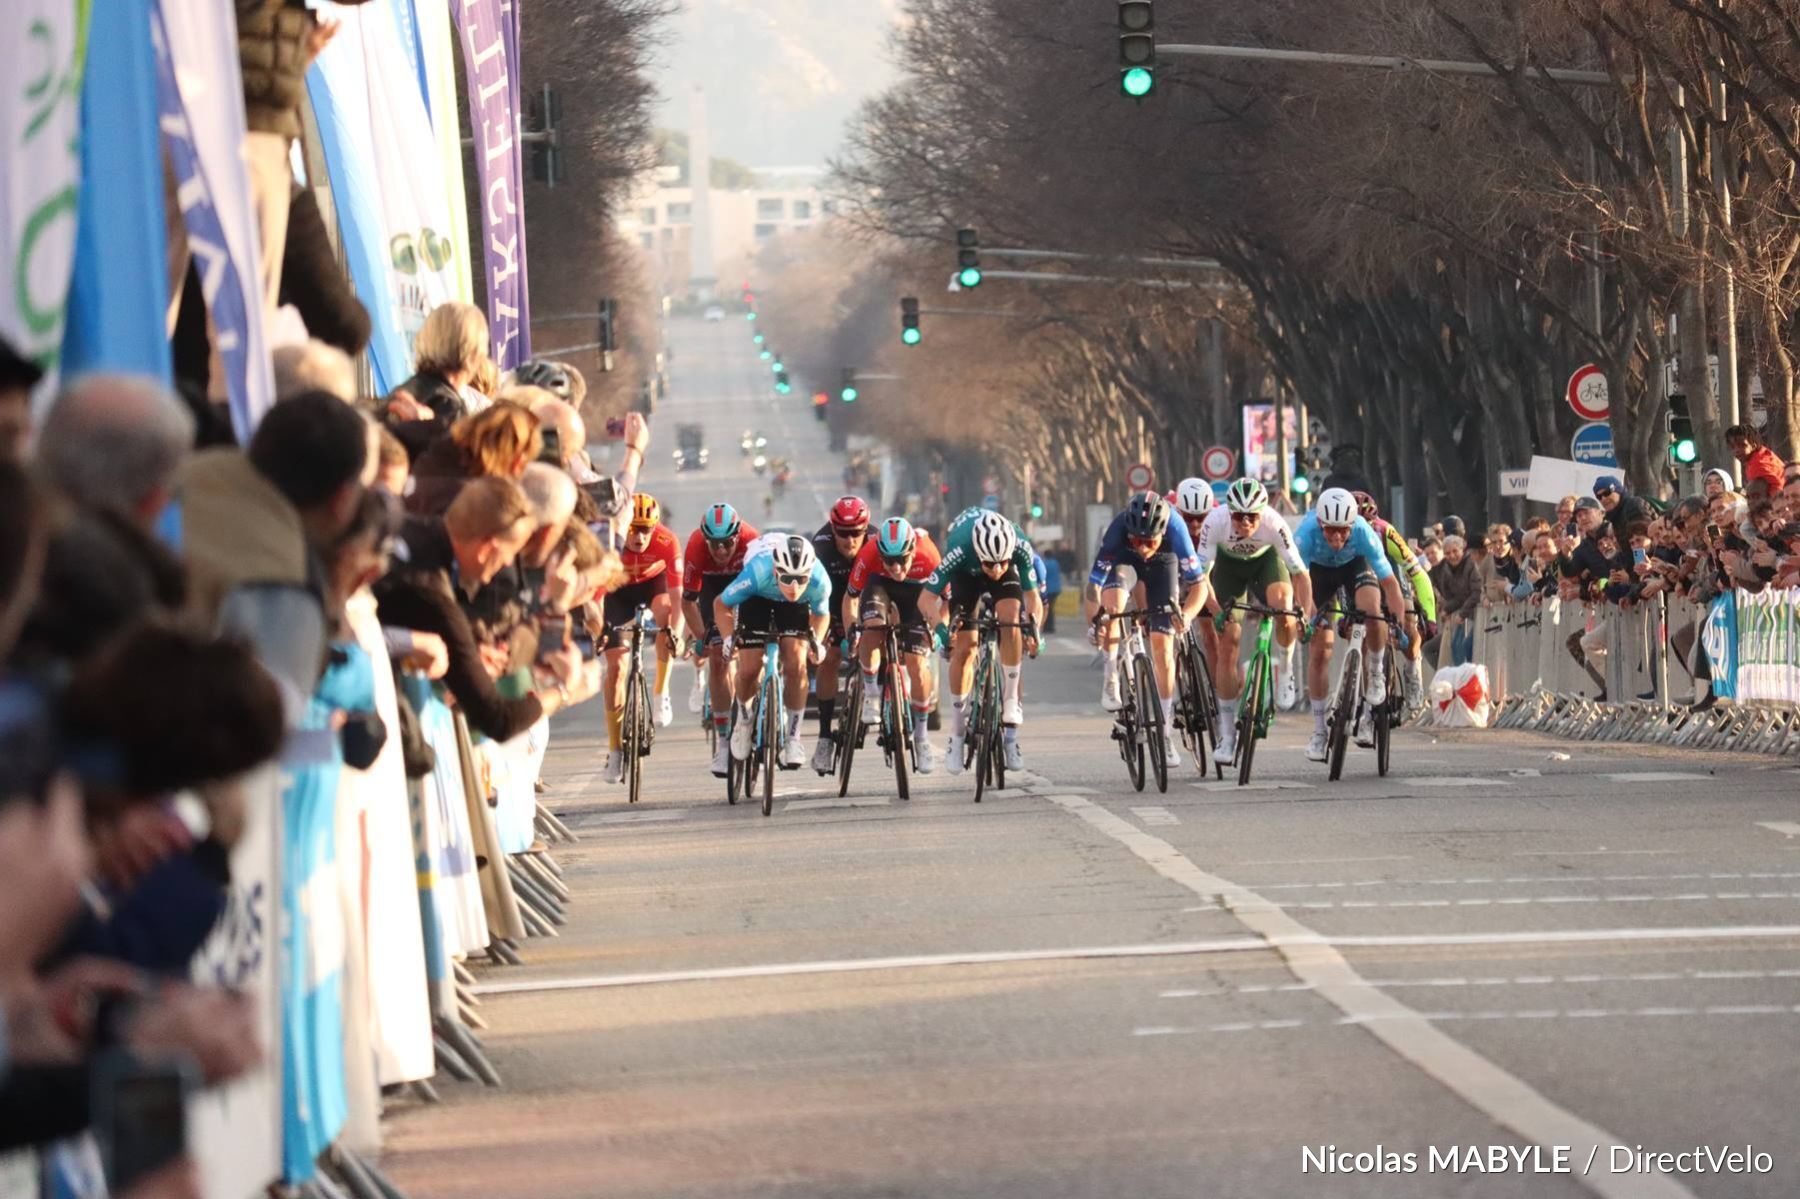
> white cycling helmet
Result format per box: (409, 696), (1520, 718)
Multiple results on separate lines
(1174, 477), (1215, 518)
(1315, 487), (1358, 528)
(1225, 477), (1268, 514)
(971, 511), (1018, 564)
(769, 533), (816, 578)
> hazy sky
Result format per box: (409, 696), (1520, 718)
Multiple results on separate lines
(652, 0), (899, 168)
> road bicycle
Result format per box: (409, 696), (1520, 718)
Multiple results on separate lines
(1171, 619), (1221, 778)
(1220, 602), (1305, 787)
(611, 605), (657, 806)
(725, 627), (808, 816)
(1322, 608), (1407, 781)
(1098, 606), (1174, 794)
(837, 615), (917, 801)
(953, 596), (1025, 803)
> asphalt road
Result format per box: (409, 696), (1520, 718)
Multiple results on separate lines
(381, 317), (1800, 1199)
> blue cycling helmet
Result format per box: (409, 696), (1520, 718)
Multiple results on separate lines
(701, 502), (741, 541)
(876, 516), (916, 560)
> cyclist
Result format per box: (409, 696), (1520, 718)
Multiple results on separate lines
(919, 508), (1042, 774)
(1295, 488), (1407, 761)
(1190, 478), (1311, 765)
(842, 516), (943, 774)
(681, 503), (761, 776)
(714, 534), (833, 771)
(1352, 491), (1436, 714)
(809, 496), (871, 773)
(1082, 491), (1204, 768)
(601, 493), (685, 783)
(1170, 478), (1224, 668)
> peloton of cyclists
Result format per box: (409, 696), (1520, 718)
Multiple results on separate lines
(841, 516), (943, 774)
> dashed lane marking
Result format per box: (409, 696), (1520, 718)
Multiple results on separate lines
(1191, 779), (1316, 792)
(1130, 806), (1180, 827)
(782, 797), (893, 812)
(1182, 892), (1800, 913)
(1599, 772), (1712, 783)
(1758, 822), (1800, 839)
(1135, 1004), (1800, 1037)
(1248, 871), (1800, 891)
(1158, 967), (1800, 999)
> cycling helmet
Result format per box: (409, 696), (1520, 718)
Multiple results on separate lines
(829, 495), (870, 533)
(1315, 488), (1358, 528)
(510, 359), (580, 402)
(629, 492), (660, 529)
(701, 502), (740, 542)
(1173, 478), (1215, 518)
(1225, 477), (1268, 515)
(970, 511), (1017, 564)
(1124, 490), (1172, 540)
(876, 516), (916, 560)
(769, 534), (816, 578)
(1351, 490), (1379, 522)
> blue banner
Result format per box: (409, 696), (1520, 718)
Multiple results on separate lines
(60, 0), (170, 385)
(1703, 593), (1737, 700)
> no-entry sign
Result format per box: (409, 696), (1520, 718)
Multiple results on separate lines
(1200, 446), (1237, 481)
(1567, 364), (1610, 422)
(1125, 462), (1154, 491)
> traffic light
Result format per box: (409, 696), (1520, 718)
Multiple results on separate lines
(759, 349), (771, 361)
(1291, 475), (1312, 497)
(746, 310), (757, 321)
(1029, 503), (1045, 519)
(1668, 393), (1697, 464)
(596, 297), (617, 372)
(840, 368), (859, 403)
(775, 371), (791, 394)
(770, 352), (783, 372)
(956, 229), (982, 288)
(901, 297), (921, 345)
(752, 333), (764, 345)
(527, 85), (563, 184)
(1119, 1), (1155, 98)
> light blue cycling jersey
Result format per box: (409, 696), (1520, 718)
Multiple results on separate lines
(1292, 513), (1395, 581)
(718, 554), (833, 616)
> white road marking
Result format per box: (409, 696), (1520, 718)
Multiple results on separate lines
(1129, 806), (1180, 827)
(1250, 871), (1800, 891)
(1162, 968), (1800, 999)
(1511, 848), (1677, 856)
(1600, 772), (1712, 782)
(1193, 779), (1315, 792)
(782, 797), (892, 812)
(1401, 776), (1508, 787)
(591, 810), (687, 825)
(1274, 892), (1800, 911)
(1232, 854), (1412, 866)
(1139, 1004), (1800, 1036)
(1041, 793), (1700, 1199)
(1758, 822), (1800, 838)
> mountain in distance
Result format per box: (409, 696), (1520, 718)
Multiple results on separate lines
(656, 0), (899, 167)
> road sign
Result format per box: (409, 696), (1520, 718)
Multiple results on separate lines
(1570, 421), (1618, 468)
(981, 493), (1001, 511)
(1498, 469), (1531, 497)
(1200, 445), (1236, 481)
(1210, 480), (1230, 502)
(1027, 522), (1065, 543)
(1125, 462), (1154, 491)
(1567, 364), (1610, 421)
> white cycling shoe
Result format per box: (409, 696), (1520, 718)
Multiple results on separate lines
(1305, 731), (1329, 762)
(1354, 712), (1375, 749)
(781, 735), (807, 770)
(730, 715), (753, 761)
(810, 738), (836, 776)
(1212, 730), (1237, 765)
(860, 691), (883, 725)
(914, 737), (938, 775)
(1276, 666), (1298, 710)
(1163, 735), (1181, 769)
(1002, 697), (1023, 726)
(710, 742), (732, 778)
(602, 749), (625, 784)
(1101, 674), (1123, 711)
(1002, 739), (1024, 771)
(657, 693), (673, 728)
(688, 672), (705, 714)
(944, 733), (965, 775)
(1365, 671), (1388, 707)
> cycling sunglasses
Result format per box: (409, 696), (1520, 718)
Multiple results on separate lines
(776, 571), (810, 586)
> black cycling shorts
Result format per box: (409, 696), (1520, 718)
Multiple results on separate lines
(602, 578), (671, 648)
(1308, 557), (1380, 615)
(1098, 551), (1180, 631)
(858, 580), (931, 654)
(947, 568), (1025, 623)
(686, 574), (733, 642)
(733, 596), (814, 649)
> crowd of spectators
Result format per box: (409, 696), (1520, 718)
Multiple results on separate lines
(0, 304), (645, 1192)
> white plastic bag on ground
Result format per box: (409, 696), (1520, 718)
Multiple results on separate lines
(1430, 664), (1493, 728)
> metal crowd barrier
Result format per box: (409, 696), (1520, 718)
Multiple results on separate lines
(1475, 591), (1800, 756)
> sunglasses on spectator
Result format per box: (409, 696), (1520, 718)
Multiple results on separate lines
(1595, 488), (1617, 499)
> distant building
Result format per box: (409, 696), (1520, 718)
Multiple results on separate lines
(617, 165), (835, 300)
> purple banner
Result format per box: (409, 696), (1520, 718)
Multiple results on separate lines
(451, 0), (530, 368)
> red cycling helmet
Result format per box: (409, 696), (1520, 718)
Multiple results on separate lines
(829, 495), (870, 533)
(1351, 491), (1379, 522)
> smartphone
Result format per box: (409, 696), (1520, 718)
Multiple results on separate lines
(604, 416), (627, 440)
(582, 476), (622, 516)
(92, 1050), (195, 1192)
(537, 615), (568, 659)
(1705, 522), (1722, 539)
(1632, 547), (1646, 566)
(538, 427), (562, 464)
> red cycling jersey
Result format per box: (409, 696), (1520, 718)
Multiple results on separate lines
(847, 532), (942, 592)
(618, 524), (683, 591)
(681, 523), (761, 586)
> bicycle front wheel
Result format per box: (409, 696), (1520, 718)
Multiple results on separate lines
(1138, 654), (1168, 794)
(623, 673), (642, 805)
(1121, 660), (1147, 793)
(1235, 662), (1262, 787)
(837, 673), (861, 797)
(973, 657), (995, 803)
(887, 659), (910, 801)
(1328, 650), (1359, 782)
(761, 681), (778, 816)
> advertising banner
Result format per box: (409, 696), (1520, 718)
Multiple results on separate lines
(1242, 404), (1299, 488)
(1733, 587), (1799, 704)
(1703, 592), (1738, 701)
(450, 0), (531, 367)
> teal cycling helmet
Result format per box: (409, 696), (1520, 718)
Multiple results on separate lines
(876, 516), (917, 560)
(701, 502), (741, 541)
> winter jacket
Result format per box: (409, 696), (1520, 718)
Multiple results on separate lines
(1428, 554), (1481, 620)
(237, 0), (317, 139)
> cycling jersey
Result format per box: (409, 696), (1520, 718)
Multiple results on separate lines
(1192, 505), (1306, 572)
(924, 507), (1040, 595)
(1368, 517), (1437, 622)
(812, 522), (865, 589)
(1087, 509), (1203, 588)
(718, 554), (832, 617)
(847, 532), (942, 593)
(617, 524), (684, 591)
(1293, 513), (1395, 581)
(681, 523), (761, 589)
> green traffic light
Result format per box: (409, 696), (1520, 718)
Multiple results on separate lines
(841, 387), (859, 403)
(771, 361), (783, 372)
(746, 311), (757, 321)
(901, 327), (922, 346)
(1030, 503), (1045, 519)
(753, 334), (764, 344)
(1673, 439), (1698, 464)
(957, 267), (982, 288)
(1292, 476), (1312, 495)
(775, 382), (791, 395)
(1121, 67), (1154, 98)
(759, 350), (771, 361)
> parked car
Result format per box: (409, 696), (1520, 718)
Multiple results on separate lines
(703, 305), (725, 322)
(674, 422), (708, 471)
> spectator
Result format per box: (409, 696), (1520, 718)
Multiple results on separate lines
(406, 401), (542, 516)
(1726, 424), (1786, 499)
(0, 335), (42, 465)
(1479, 523), (1521, 601)
(277, 187), (371, 358)
(1510, 530), (1560, 601)
(1592, 474), (1653, 544)
(1418, 536), (1443, 568)
(385, 301), (488, 457)
(1703, 468), (1734, 500)
(1554, 494), (1579, 536)
(1425, 534), (1479, 665)
(373, 425), (411, 498)
(375, 477), (598, 741)
(273, 339), (357, 403)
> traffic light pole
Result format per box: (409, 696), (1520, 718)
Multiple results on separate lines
(966, 270), (1228, 291)
(988, 247), (1223, 271)
(1153, 42), (1609, 86)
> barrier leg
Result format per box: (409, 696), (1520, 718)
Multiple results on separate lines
(438, 1019), (502, 1087)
